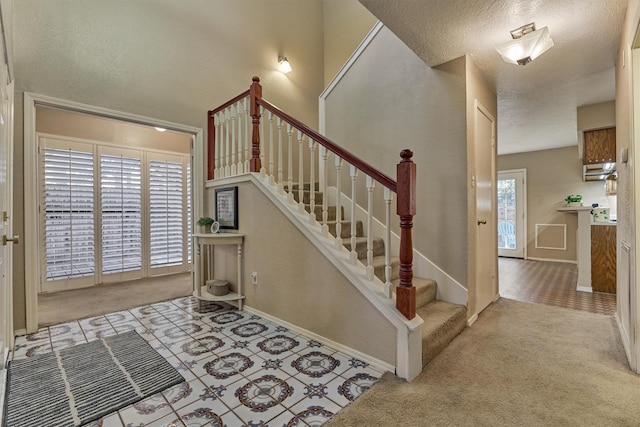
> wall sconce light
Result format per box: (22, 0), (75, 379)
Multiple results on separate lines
(495, 22), (554, 65)
(278, 56), (292, 74)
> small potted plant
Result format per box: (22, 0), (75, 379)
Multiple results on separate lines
(564, 194), (583, 207)
(197, 216), (215, 233)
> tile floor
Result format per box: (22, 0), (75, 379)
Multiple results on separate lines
(10, 297), (386, 426)
(499, 257), (617, 315)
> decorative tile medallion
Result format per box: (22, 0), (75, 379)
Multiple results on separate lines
(291, 352), (340, 378)
(163, 323), (203, 339)
(179, 408), (224, 426)
(257, 335), (300, 355)
(235, 375), (293, 411)
(205, 353), (255, 379)
(303, 383), (328, 399)
(181, 336), (223, 356)
(337, 373), (378, 401)
(210, 312), (244, 324)
(230, 322), (268, 337)
(287, 405), (334, 426)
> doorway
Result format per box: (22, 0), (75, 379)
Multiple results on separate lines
(23, 94), (204, 333)
(497, 169), (526, 258)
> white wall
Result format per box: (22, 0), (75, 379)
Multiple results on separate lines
(322, 26), (469, 287)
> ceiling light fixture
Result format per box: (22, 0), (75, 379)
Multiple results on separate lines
(495, 22), (554, 66)
(278, 56), (292, 74)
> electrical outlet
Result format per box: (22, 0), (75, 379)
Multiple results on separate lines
(250, 272), (258, 285)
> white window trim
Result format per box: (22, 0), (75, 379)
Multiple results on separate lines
(24, 92), (204, 334)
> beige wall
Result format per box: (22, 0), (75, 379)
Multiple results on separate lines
(36, 106), (191, 153)
(498, 146), (609, 262)
(208, 180), (396, 365)
(13, 0), (325, 329)
(323, 26), (469, 287)
(577, 101), (616, 132)
(323, 0), (377, 85)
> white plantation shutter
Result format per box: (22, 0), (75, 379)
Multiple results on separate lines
(43, 145), (95, 282)
(39, 135), (190, 291)
(100, 152), (142, 275)
(149, 158), (184, 269)
(187, 162), (192, 264)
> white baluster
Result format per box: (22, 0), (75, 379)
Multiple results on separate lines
(236, 101), (244, 174)
(309, 139), (316, 224)
(260, 106), (266, 176)
(298, 130), (305, 214)
(334, 156), (344, 250)
(268, 111), (275, 184)
(244, 97), (250, 173)
(320, 146), (329, 236)
(287, 123), (294, 204)
(214, 112), (221, 179)
(349, 165), (358, 265)
(230, 104), (237, 176)
(384, 187), (394, 298)
(366, 176), (375, 280)
(277, 117), (284, 194)
(224, 107), (231, 177)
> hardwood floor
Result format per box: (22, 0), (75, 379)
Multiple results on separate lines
(499, 257), (616, 315)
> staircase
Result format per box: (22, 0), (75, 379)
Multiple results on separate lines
(293, 183), (467, 368)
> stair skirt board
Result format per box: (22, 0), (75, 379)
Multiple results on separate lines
(209, 173), (467, 380)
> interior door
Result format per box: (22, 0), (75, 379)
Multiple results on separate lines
(498, 169), (526, 258)
(474, 101), (497, 316)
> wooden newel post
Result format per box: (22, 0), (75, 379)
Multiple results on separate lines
(396, 149), (416, 320)
(250, 76), (262, 172)
(207, 110), (215, 180)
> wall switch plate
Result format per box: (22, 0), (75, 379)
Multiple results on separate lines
(250, 272), (258, 285)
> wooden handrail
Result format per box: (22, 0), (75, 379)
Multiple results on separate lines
(208, 89), (250, 117)
(256, 96), (397, 193)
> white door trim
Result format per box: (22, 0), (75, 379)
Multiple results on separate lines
(23, 93), (203, 333)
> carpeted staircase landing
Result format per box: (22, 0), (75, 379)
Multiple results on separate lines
(291, 183), (467, 368)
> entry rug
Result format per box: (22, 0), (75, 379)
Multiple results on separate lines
(3, 331), (184, 427)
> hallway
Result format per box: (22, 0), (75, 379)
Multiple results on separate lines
(499, 257), (616, 316)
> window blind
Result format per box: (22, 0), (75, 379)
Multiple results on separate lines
(43, 148), (95, 281)
(149, 160), (184, 268)
(101, 154), (142, 275)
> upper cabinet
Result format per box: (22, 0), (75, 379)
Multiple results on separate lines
(584, 127), (616, 164)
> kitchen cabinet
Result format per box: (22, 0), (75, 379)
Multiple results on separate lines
(591, 225), (616, 294)
(584, 127), (616, 165)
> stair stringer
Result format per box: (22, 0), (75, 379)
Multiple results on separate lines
(234, 172), (425, 381)
(329, 187), (468, 306)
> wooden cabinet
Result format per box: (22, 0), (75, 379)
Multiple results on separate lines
(591, 225), (616, 294)
(584, 127), (616, 164)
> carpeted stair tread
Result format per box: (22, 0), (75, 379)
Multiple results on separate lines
(392, 277), (438, 310)
(292, 190), (324, 204)
(286, 182), (320, 191)
(417, 300), (467, 367)
(343, 236), (385, 259)
(371, 255), (400, 282)
(327, 220), (364, 238)
(304, 204), (343, 221)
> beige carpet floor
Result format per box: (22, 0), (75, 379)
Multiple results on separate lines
(326, 298), (640, 426)
(38, 273), (192, 326)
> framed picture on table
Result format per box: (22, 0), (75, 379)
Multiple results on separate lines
(215, 186), (238, 230)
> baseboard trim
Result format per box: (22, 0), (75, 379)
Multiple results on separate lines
(13, 329), (26, 337)
(577, 286), (593, 293)
(467, 313), (478, 326)
(526, 257), (577, 264)
(244, 304), (395, 374)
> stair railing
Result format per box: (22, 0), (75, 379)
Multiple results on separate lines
(207, 77), (416, 320)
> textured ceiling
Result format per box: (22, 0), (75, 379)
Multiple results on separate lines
(359, 0), (627, 154)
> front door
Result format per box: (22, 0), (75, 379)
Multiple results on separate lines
(474, 101), (497, 316)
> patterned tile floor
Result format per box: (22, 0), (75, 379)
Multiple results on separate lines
(499, 257), (617, 316)
(10, 297), (385, 426)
